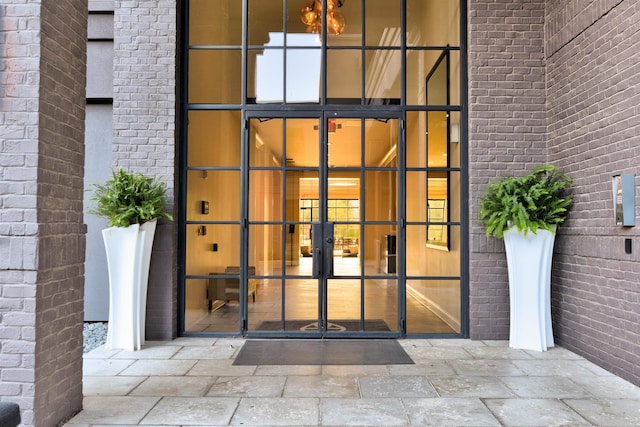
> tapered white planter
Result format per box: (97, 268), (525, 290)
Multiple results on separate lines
(102, 220), (157, 351)
(503, 226), (556, 351)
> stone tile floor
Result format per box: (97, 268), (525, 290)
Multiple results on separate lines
(63, 338), (640, 426)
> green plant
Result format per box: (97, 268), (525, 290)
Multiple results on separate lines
(480, 165), (572, 239)
(90, 168), (173, 227)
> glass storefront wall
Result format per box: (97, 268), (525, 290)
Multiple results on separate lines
(182, 0), (464, 337)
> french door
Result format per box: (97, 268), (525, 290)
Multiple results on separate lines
(245, 112), (402, 337)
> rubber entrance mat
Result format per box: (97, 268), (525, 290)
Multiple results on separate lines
(233, 340), (414, 365)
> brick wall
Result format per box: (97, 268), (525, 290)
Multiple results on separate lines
(0, 0), (87, 425)
(0, 1), (43, 424)
(546, 0), (640, 386)
(113, 0), (177, 340)
(468, 0), (548, 339)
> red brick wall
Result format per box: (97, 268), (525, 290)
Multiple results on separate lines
(546, 0), (640, 386)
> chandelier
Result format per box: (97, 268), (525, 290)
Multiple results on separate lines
(300, 0), (346, 35)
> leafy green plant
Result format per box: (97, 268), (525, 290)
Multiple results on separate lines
(480, 165), (572, 238)
(90, 168), (173, 227)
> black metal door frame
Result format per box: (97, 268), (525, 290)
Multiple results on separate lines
(243, 110), (404, 338)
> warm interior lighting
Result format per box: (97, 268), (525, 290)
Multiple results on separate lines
(300, 0), (346, 35)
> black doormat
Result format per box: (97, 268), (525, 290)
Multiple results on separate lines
(255, 319), (390, 332)
(233, 339), (414, 365)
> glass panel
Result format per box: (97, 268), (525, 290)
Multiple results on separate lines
(185, 278), (240, 333)
(247, 278), (282, 330)
(328, 119), (361, 167)
(448, 170), (461, 223)
(365, 49), (401, 102)
(249, 224), (284, 277)
(284, 279), (319, 329)
(287, 170), (319, 222)
(406, 111), (426, 168)
(365, 118), (397, 167)
(427, 112), (449, 167)
(249, 170), (283, 221)
(327, 279), (361, 326)
(407, 50), (457, 106)
(449, 111), (461, 168)
(334, 223), (361, 276)
(407, 0), (460, 47)
(285, 46), (322, 103)
(250, 118), (283, 167)
(187, 170), (241, 221)
(363, 225), (397, 276)
(189, 49), (242, 104)
(364, 278), (397, 332)
(327, 0), (362, 46)
(364, 170), (397, 221)
(327, 50), (362, 102)
(405, 225), (460, 276)
(188, 111), (241, 167)
(185, 224), (241, 275)
(299, 199), (318, 249)
(286, 118), (320, 168)
(189, 0), (242, 46)
(406, 171), (426, 222)
(406, 279), (460, 333)
(365, 0), (401, 47)
(248, 0), (284, 46)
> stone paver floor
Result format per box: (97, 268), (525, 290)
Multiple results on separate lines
(63, 338), (640, 426)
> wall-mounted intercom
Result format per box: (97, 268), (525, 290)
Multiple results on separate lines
(612, 174), (635, 227)
(201, 200), (210, 215)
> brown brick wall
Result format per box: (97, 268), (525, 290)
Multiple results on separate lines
(35, 1), (88, 425)
(546, 0), (640, 386)
(468, 0), (548, 339)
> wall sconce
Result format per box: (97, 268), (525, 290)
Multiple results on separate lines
(450, 123), (460, 144)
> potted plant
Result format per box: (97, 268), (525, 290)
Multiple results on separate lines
(480, 165), (572, 351)
(90, 168), (173, 350)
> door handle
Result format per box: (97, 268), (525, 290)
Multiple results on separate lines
(312, 247), (322, 278)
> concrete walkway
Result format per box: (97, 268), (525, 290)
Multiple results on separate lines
(64, 338), (640, 426)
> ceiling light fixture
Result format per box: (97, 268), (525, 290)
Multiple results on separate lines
(301, 0), (346, 35)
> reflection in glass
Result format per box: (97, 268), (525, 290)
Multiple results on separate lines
(406, 279), (460, 333)
(247, 278), (283, 330)
(365, 0), (401, 46)
(365, 50), (401, 103)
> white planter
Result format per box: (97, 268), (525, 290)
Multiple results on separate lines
(503, 226), (556, 351)
(102, 220), (157, 351)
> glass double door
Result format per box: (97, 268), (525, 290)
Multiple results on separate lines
(246, 112), (401, 337)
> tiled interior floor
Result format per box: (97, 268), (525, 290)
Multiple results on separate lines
(64, 338), (640, 426)
(186, 257), (457, 335)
